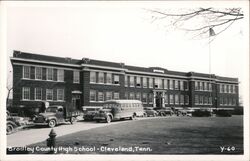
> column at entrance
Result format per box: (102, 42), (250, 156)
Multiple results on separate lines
(162, 92), (165, 108)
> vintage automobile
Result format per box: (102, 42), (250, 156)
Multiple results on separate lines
(144, 108), (158, 117)
(33, 105), (80, 128)
(155, 107), (174, 116)
(83, 106), (102, 121)
(6, 111), (29, 135)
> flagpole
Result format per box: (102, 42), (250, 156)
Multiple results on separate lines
(209, 28), (215, 112)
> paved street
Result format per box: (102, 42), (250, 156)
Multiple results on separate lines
(7, 119), (134, 147)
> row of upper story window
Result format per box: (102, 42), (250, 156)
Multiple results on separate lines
(22, 87), (64, 101)
(219, 83), (237, 94)
(89, 71), (189, 90)
(124, 75), (189, 90)
(22, 66), (80, 83)
(194, 81), (213, 91)
(125, 92), (190, 105)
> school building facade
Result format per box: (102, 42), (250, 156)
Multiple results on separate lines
(10, 50), (240, 111)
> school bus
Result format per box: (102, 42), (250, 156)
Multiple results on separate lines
(93, 100), (144, 123)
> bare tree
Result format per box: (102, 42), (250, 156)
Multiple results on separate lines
(148, 8), (244, 41)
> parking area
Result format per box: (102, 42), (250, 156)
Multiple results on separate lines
(7, 117), (162, 147)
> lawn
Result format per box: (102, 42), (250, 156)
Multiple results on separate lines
(29, 116), (243, 154)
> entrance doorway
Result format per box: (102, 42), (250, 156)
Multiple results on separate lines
(155, 92), (163, 108)
(72, 95), (81, 110)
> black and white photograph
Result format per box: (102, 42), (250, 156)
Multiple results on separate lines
(0, 1), (249, 161)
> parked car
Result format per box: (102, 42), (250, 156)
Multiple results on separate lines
(83, 106), (102, 121)
(6, 111), (29, 135)
(33, 104), (81, 128)
(155, 107), (174, 116)
(144, 108), (158, 117)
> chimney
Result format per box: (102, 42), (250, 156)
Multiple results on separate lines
(13, 50), (21, 57)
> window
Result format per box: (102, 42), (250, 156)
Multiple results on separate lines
(204, 96), (208, 105)
(185, 81), (189, 91)
(209, 97), (212, 105)
(169, 94), (174, 104)
(114, 75), (119, 84)
(195, 81), (198, 91)
(224, 97), (228, 105)
(224, 84), (227, 93)
(129, 92), (135, 99)
(125, 92), (128, 99)
(230, 85), (233, 93)
(106, 73), (112, 84)
(35, 88), (42, 100)
(23, 66), (30, 79)
(136, 77), (141, 87)
(221, 84), (224, 93)
(220, 97), (223, 105)
(57, 89), (64, 101)
(195, 95), (199, 105)
(199, 95), (203, 105)
(164, 93), (168, 104)
(204, 82), (207, 91)
(136, 92), (141, 100)
(180, 95), (184, 105)
(46, 89), (53, 101)
(200, 82), (203, 91)
(220, 84), (223, 93)
(114, 92), (119, 100)
(98, 72), (104, 84)
(57, 69), (64, 82)
(90, 90), (96, 101)
(106, 92), (112, 100)
(209, 83), (212, 91)
(180, 81), (184, 91)
(175, 94), (179, 104)
(149, 78), (153, 88)
(90, 72), (96, 83)
(22, 87), (30, 100)
(175, 80), (179, 90)
(229, 98), (232, 105)
(142, 93), (147, 103)
(125, 76), (128, 87)
(159, 79), (163, 89)
(98, 92), (104, 102)
(233, 85), (236, 93)
(130, 76), (135, 87)
(149, 93), (153, 103)
(185, 95), (189, 105)
(233, 98), (236, 105)
(170, 80), (174, 90)
(143, 77), (147, 88)
(226, 85), (229, 93)
(154, 78), (159, 88)
(47, 68), (53, 81)
(35, 67), (42, 80)
(164, 79), (168, 89)
(73, 71), (80, 83)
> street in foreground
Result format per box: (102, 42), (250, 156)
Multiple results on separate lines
(25, 116), (243, 154)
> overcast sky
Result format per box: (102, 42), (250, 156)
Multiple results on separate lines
(4, 1), (249, 100)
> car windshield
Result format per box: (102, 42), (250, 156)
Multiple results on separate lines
(45, 107), (58, 113)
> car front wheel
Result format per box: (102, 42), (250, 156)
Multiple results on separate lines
(7, 124), (14, 135)
(48, 120), (56, 128)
